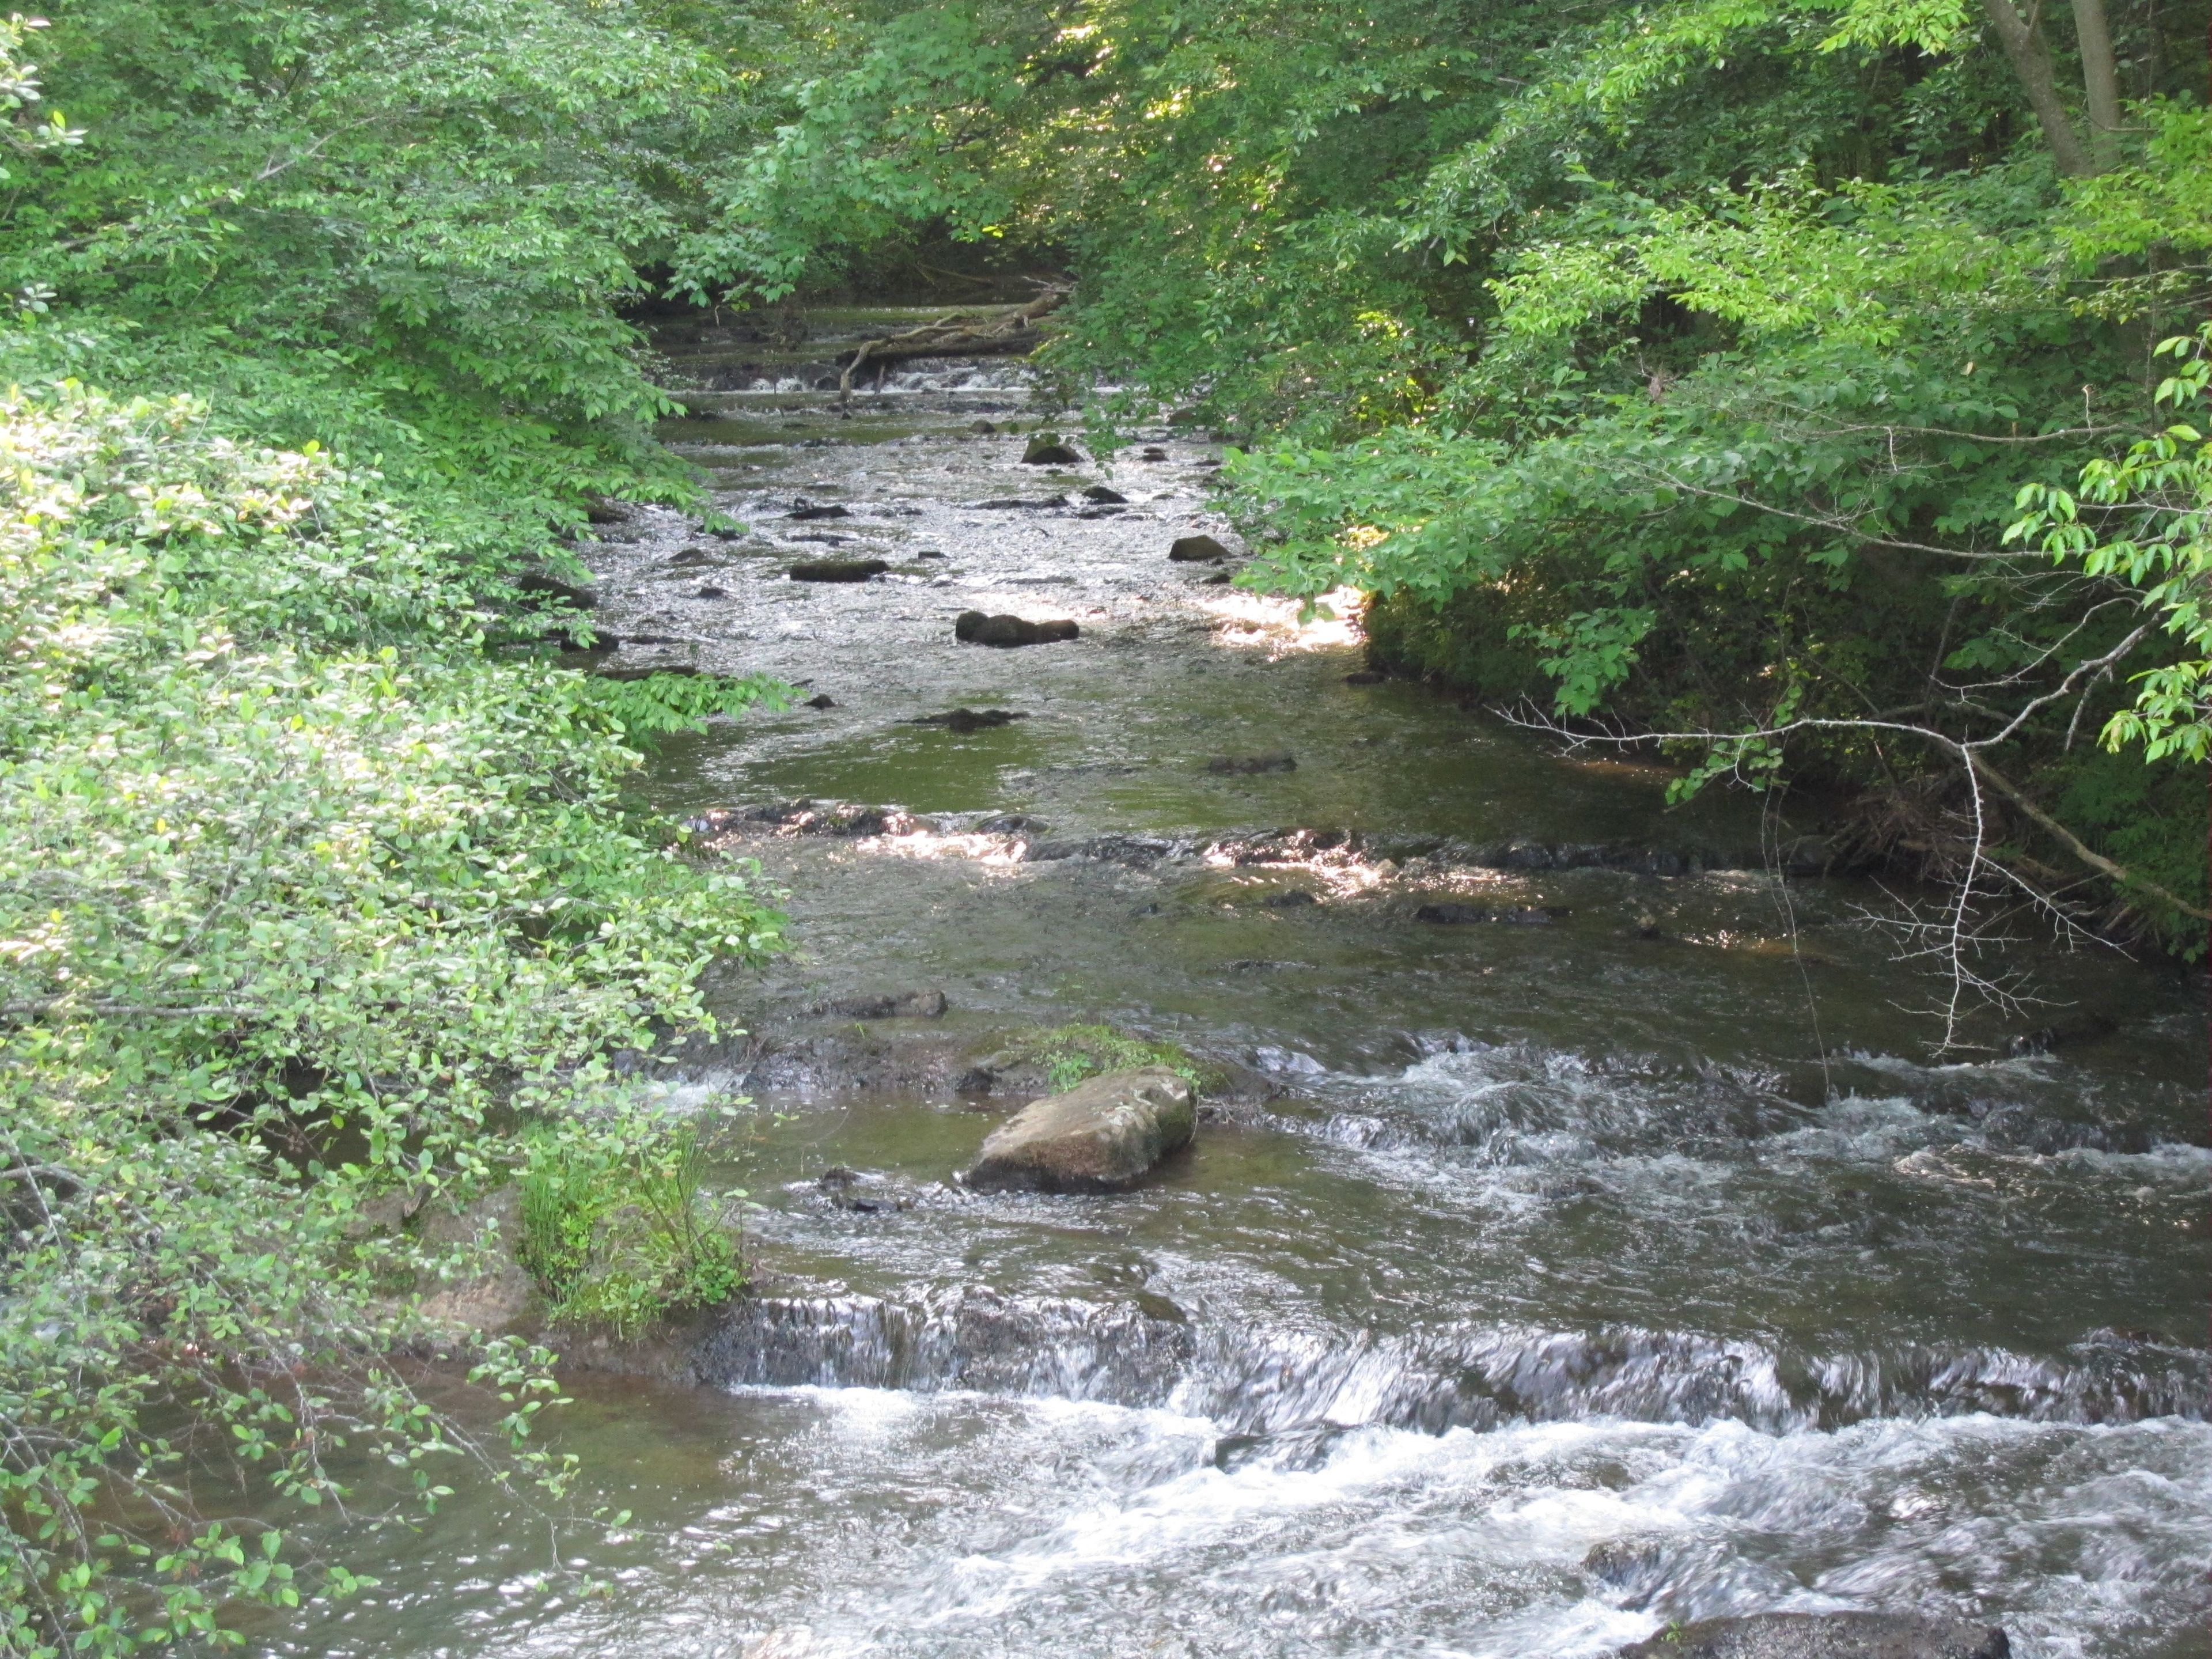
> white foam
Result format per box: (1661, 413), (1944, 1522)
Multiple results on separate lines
(849, 1408), (2212, 1654)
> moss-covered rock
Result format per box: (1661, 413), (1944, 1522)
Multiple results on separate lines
(964, 1022), (1217, 1097)
(964, 1067), (1198, 1191)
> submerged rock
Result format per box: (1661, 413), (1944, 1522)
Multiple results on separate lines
(1613, 1613), (2008, 1659)
(690, 800), (930, 837)
(1021, 433), (1084, 464)
(1414, 902), (1489, 924)
(955, 611), (1080, 646)
(817, 989), (949, 1020)
(1415, 902), (1565, 926)
(909, 707), (1027, 732)
(964, 1067), (1197, 1192)
(789, 558), (889, 582)
(694, 1283), (1194, 1397)
(1140, 445), (1170, 460)
(786, 502), (850, 520)
(1206, 751), (1296, 774)
(1169, 533), (1231, 562)
(2000, 1011), (2118, 1056)
(811, 1166), (919, 1214)
(1025, 834), (1187, 867)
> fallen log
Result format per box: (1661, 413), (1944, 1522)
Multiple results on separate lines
(839, 287), (1070, 396)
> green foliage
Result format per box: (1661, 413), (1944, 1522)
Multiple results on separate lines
(518, 1120), (745, 1336)
(0, 0), (757, 523)
(2010, 325), (2212, 762)
(670, 4), (1027, 304)
(0, 382), (781, 1653)
(583, 670), (795, 738)
(0, 6), (832, 1650)
(1007, 1024), (1205, 1094)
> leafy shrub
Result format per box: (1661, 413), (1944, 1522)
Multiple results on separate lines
(518, 1121), (745, 1336)
(0, 382), (782, 1654)
(584, 670), (794, 738)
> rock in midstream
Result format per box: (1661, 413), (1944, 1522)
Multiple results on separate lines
(908, 707), (1027, 731)
(813, 989), (949, 1020)
(1020, 433), (1083, 464)
(954, 610), (1080, 646)
(787, 558), (888, 582)
(1205, 750), (1296, 774)
(1168, 533), (1230, 562)
(1612, 1613), (2009, 1659)
(963, 1066), (1196, 1192)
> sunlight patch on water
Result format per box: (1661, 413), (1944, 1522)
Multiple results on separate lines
(1198, 584), (1365, 656)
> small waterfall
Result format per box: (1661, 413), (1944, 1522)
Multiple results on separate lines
(695, 1292), (2207, 1435)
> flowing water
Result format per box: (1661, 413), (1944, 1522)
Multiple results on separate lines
(275, 309), (2210, 1658)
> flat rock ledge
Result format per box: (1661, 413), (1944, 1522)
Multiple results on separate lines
(963, 1066), (1196, 1192)
(1614, 1613), (2009, 1659)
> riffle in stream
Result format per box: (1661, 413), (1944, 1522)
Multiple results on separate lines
(275, 309), (2211, 1659)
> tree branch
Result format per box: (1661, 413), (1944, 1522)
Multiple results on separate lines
(1966, 751), (2210, 918)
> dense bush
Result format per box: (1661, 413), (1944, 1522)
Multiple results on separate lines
(0, 5), (823, 1648)
(0, 379), (784, 1653)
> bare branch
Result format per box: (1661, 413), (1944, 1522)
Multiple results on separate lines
(1967, 751), (2211, 919)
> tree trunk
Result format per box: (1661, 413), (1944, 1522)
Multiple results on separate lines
(1981, 0), (2094, 175)
(2068, 0), (2124, 170)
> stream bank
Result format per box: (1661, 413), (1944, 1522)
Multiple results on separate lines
(273, 308), (2209, 1659)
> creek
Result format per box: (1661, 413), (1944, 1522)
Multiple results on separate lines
(272, 308), (2210, 1659)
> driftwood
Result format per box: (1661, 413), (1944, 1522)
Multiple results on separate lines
(839, 286), (1069, 396)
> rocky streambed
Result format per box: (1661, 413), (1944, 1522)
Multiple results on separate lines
(274, 308), (2211, 1659)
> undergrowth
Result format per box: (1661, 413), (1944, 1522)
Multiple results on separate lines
(1014, 1025), (1207, 1094)
(517, 1123), (745, 1338)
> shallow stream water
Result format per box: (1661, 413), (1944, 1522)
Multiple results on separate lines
(278, 309), (2209, 1659)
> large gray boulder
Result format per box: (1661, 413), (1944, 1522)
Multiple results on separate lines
(964, 1067), (1196, 1192)
(1615, 1613), (2008, 1659)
